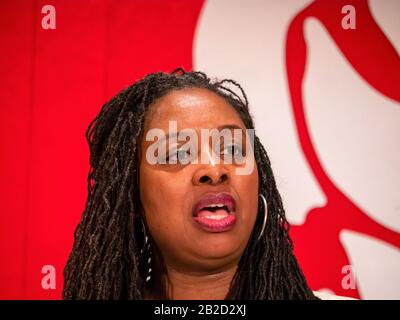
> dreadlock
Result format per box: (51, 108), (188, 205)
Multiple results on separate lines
(62, 68), (318, 300)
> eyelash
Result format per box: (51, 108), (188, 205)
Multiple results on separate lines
(222, 143), (243, 157)
(165, 148), (191, 162)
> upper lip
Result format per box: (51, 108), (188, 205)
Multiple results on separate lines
(192, 192), (236, 217)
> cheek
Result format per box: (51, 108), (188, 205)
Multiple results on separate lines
(140, 169), (188, 238)
(235, 169), (259, 229)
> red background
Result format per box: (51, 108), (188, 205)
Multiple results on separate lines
(0, 0), (399, 299)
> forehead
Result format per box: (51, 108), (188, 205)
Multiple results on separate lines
(144, 87), (245, 131)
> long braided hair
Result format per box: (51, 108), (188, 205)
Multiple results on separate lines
(62, 68), (318, 300)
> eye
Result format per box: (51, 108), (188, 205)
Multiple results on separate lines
(166, 147), (191, 163)
(222, 143), (243, 157)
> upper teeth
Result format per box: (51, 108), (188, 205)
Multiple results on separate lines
(207, 204), (225, 208)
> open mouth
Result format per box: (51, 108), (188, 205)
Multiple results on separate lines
(192, 193), (237, 232)
(195, 204), (231, 219)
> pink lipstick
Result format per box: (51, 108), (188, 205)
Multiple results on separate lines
(192, 193), (237, 232)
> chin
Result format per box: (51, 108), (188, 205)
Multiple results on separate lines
(193, 237), (245, 261)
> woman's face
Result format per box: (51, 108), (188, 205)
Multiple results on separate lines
(139, 87), (259, 273)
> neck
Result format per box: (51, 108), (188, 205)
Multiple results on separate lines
(163, 264), (237, 300)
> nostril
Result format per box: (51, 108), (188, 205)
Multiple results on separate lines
(219, 174), (228, 183)
(199, 176), (211, 184)
(198, 174), (228, 184)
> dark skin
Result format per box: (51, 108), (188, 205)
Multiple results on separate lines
(139, 88), (259, 299)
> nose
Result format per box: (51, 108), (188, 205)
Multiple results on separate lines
(192, 164), (230, 186)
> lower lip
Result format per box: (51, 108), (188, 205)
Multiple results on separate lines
(192, 214), (236, 232)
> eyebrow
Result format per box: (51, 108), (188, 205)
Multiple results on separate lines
(217, 124), (243, 131)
